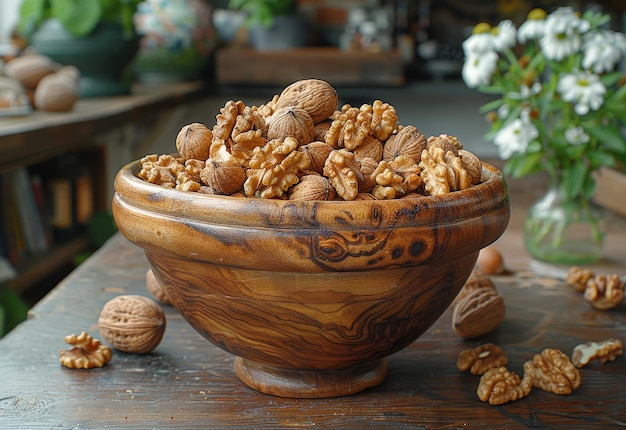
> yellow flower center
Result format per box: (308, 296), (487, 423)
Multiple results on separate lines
(527, 8), (547, 20)
(473, 22), (492, 35)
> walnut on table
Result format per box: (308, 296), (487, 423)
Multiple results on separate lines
(565, 266), (594, 292)
(476, 366), (532, 405)
(584, 274), (625, 310)
(571, 339), (623, 368)
(457, 343), (509, 375)
(523, 348), (581, 395)
(59, 331), (112, 369)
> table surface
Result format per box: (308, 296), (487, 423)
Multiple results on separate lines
(1, 173), (625, 429)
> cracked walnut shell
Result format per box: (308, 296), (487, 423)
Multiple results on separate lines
(571, 338), (623, 368)
(60, 331), (112, 369)
(523, 348), (581, 395)
(98, 295), (166, 354)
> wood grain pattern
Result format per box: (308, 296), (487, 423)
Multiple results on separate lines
(111, 160), (510, 397)
(0, 233), (624, 428)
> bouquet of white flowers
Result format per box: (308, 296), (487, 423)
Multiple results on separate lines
(462, 7), (626, 264)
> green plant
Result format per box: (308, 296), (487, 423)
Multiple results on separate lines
(18, 0), (142, 39)
(228, 0), (296, 28)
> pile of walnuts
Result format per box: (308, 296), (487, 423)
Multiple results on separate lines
(138, 78), (484, 200)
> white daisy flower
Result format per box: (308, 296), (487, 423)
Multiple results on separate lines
(557, 71), (606, 115)
(518, 8), (547, 43)
(462, 51), (498, 88)
(540, 7), (586, 61)
(565, 126), (590, 145)
(492, 20), (517, 52)
(462, 23), (494, 56)
(583, 30), (623, 74)
(508, 83), (543, 100)
(493, 113), (538, 159)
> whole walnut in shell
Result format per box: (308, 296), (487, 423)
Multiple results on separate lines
(98, 295), (166, 354)
(176, 122), (213, 161)
(275, 78), (338, 123)
(267, 106), (315, 145)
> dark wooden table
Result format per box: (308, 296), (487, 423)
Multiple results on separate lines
(1, 174), (625, 429)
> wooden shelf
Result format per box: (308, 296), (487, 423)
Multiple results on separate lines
(7, 236), (91, 294)
(216, 47), (405, 87)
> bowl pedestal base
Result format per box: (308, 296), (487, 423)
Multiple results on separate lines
(234, 357), (388, 398)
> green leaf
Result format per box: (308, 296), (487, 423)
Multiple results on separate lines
(50, 0), (102, 36)
(504, 151), (543, 178)
(0, 286), (29, 337)
(479, 99), (504, 114)
(585, 125), (626, 153)
(18, 0), (47, 38)
(563, 159), (587, 199)
(587, 149), (616, 168)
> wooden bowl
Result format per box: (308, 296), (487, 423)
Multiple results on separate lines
(112, 160), (510, 398)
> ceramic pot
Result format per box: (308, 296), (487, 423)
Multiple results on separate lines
(31, 19), (139, 98)
(133, 0), (216, 83)
(112, 160), (510, 398)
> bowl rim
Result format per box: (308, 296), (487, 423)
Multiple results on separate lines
(113, 159), (509, 230)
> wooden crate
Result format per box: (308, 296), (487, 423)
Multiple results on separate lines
(216, 47), (405, 86)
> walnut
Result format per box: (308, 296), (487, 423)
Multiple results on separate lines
(267, 106), (315, 145)
(566, 266), (594, 292)
(357, 157), (379, 193)
(176, 122), (212, 161)
(477, 366), (532, 405)
(365, 99), (398, 141)
(454, 273), (497, 304)
(289, 174), (335, 201)
(274, 78), (338, 123)
(60, 331), (112, 369)
(146, 268), (171, 305)
(419, 147), (471, 196)
(98, 295), (167, 354)
(256, 94), (279, 117)
(452, 287), (505, 339)
(370, 155), (422, 200)
(571, 339), (623, 368)
(313, 120), (332, 143)
(427, 133), (462, 155)
(200, 159), (247, 195)
(298, 141), (333, 174)
(138, 154), (185, 188)
(382, 125), (427, 163)
(244, 137), (310, 199)
(523, 348), (582, 395)
(458, 149), (482, 185)
(457, 343), (509, 375)
(325, 105), (371, 150)
(353, 135), (384, 162)
(210, 100), (267, 164)
(323, 149), (363, 201)
(583, 274), (625, 310)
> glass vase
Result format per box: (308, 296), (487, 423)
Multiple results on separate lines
(523, 179), (606, 265)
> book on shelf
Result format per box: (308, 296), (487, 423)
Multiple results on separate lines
(0, 168), (49, 267)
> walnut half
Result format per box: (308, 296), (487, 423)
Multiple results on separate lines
(457, 343), (508, 375)
(523, 348), (581, 395)
(477, 366), (532, 405)
(571, 339), (623, 368)
(60, 331), (112, 369)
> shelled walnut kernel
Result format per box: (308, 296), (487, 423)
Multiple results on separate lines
(135, 79), (486, 201)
